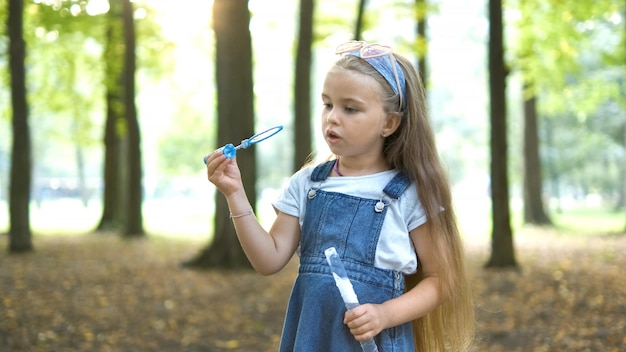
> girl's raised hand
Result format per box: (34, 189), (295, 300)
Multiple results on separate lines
(205, 150), (244, 197)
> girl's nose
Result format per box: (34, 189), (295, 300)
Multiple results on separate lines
(326, 108), (339, 124)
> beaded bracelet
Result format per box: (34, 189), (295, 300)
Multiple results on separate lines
(229, 209), (254, 219)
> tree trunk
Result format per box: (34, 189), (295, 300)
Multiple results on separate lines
(623, 0), (626, 233)
(184, 0), (255, 269)
(354, 0), (367, 41)
(522, 91), (551, 225)
(97, 0), (124, 232)
(121, 0), (144, 237)
(486, 0), (516, 268)
(8, 0), (33, 253)
(75, 142), (89, 207)
(293, 0), (314, 170)
(415, 0), (427, 85)
(543, 118), (562, 213)
(623, 124), (626, 233)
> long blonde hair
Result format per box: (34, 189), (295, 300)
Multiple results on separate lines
(334, 54), (475, 351)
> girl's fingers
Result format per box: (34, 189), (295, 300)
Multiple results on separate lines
(204, 144), (230, 164)
(203, 148), (221, 165)
(206, 152), (227, 177)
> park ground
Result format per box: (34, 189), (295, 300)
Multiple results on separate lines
(1, 227), (625, 351)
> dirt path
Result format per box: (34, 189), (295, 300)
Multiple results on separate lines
(1, 231), (624, 351)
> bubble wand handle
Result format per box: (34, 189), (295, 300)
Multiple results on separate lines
(324, 247), (379, 352)
(203, 125), (283, 164)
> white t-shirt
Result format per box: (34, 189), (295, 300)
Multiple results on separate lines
(273, 165), (427, 274)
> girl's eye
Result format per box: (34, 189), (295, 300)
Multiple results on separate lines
(345, 106), (357, 113)
(322, 102), (332, 109)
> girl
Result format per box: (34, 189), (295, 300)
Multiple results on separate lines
(204, 41), (474, 351)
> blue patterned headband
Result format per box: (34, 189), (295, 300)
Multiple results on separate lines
(336, 41), (407, 111)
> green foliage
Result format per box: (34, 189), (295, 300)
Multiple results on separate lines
(314, 1), (356, 42)
(134, 2), (175, 82)
(387, 0), (441, 56)
(0, 0), (5, 33)
(10, 0), (175, 180)
(543, 110), (623, 204)
(0, 0), (10, 121)
(158, 106), (214, 176)
(506, 0), (626, 210)
(512, 0), (581, 96)
(553, 206), (625, 235)
(29, 0), (106, 36)
(24, 2), (107, 179)
(0, 0), (9, 199)
(509, 0), (624, 111)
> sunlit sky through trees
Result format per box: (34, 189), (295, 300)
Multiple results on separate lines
(140, 0), (489, 187)
(0, 0), (508, 236)
(146, 0), (493, 236)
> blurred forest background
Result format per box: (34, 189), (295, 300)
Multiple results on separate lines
(1, 0), (625, 351)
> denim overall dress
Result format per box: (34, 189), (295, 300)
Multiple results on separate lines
(279, 161), (415, 352)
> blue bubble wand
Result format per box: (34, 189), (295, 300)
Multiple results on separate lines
(203, 125), (283, 164)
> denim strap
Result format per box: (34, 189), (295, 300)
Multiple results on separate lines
(310, 160), (335, 182)
(383, 172), (411, 199)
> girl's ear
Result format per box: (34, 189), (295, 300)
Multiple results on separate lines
(382, 113), (402, 138)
